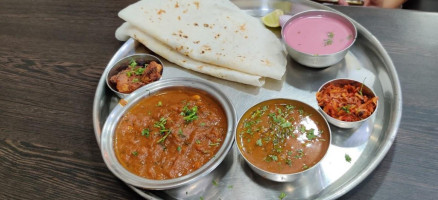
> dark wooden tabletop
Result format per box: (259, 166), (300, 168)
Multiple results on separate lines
(1, 1), (437, 199)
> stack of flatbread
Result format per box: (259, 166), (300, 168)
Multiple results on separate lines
(115, 0), (287, 86)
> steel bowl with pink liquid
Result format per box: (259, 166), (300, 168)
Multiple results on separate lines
(280, 10), (357, 68)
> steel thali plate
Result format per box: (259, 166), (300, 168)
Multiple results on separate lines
(93, 0), (402, 199)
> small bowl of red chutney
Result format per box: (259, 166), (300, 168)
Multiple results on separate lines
(280, 10), (357, 68)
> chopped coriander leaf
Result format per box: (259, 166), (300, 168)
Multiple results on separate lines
(328, 32), (334, 38)
(134, 67), (145, 75)
(286, 159), (292, 166)
(345, 154), (352, 163)
(341, 105), (350, 113)
(279, 192), (287, 200)
(200, 122), (206, 126)
(324, 39), (333, 46)
(126, 71), (132, 77)
(157, 101), (162, 107)
(177, 146), (182, 152)
(227, 185), (233, 189)
(302, 164), (309, 170)
(244, 121), (255, 128)
(129, 59), (137, 67)
(256, 139), (263, 146)
(178, 128), (184, 137)
(295, 149), (304, 159)
(269, 155), (278, 161)
(209, 142), (220, 146)
(212, 180), (218, 186)
(132, 151), (138, 156)
(132, 78), (140, 83)
(141, 128), (150, 137)
(306, 129), (317, 140)
(200, 197), (204, 200)
(286, 105), (295, 110)
(281, 121), (291, 128)
(300, 125), (306, 133)
(181, 105), (198, 122)
(246, 128), (253, 135)
(154, 117), (167, 129)
(157, 130), (172, 144)
(195, 139), (201, 144)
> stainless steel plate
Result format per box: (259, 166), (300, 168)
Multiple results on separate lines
(93, 0), (402, 199)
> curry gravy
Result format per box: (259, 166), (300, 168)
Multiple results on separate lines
(114, 87), (227, 180)
(237, 99), (330, 174)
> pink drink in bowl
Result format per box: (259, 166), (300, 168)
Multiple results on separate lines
(281, 10), (357, 67)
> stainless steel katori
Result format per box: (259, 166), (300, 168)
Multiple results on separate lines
(100, 78), (237, 190)
(280, 10), (357, 68)
(236, 99), (332, 182)
(93, 0), (402, 199)
(105, 53), (164, 99)
(317, 78), (379, 129)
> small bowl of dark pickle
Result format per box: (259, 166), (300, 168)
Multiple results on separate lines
(106, 53), (164, 98)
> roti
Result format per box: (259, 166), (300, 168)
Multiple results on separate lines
(116, 22), (266, 86)
(115, 0), (287, 86)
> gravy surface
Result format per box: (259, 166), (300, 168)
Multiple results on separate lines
(114, 87), (227, 180)
(237, 99), (330, 174)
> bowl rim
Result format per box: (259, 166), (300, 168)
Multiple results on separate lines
(316, 78), (379, 127)
(105, 53), (164, 98)
(281, 9), (358, 56)
(100, 77), (236, 189)
(235, 98), (332, 179)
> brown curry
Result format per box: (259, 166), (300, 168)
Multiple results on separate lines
(114, 87), (227, 180)
(237, 99), (330, 174)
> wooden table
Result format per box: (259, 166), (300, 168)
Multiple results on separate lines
(1, 1), (437, 199)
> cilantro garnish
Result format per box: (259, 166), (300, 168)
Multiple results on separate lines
(306, 129), (317, 140)
(279, 192), (287, 200)
(345, 154), (352, 163)
(256, 139), (263, 146)
(181, 104), (198, 122)
(141, 128), (150, 137)
(129, 59), (137, 67)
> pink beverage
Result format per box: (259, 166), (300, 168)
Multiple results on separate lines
(283, 15), (354, 55)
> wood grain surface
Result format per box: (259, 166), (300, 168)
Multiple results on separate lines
(1, 1), (437, 199)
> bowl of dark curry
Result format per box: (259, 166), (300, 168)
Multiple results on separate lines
(106, 53), (164, 98)
(316, 78), (379, 129)
(236, 99), (331, 182)
(100, 78), (236, 189)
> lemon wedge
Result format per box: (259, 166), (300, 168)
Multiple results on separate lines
(262, 9), (284, 28)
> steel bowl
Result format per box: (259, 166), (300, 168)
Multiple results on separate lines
(316, 78), (379, 129)
(105, 53), (164, 98)
(236, 99), (331, 182)
(100, 78), (236, 190)
(281, 10), (357, 68)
